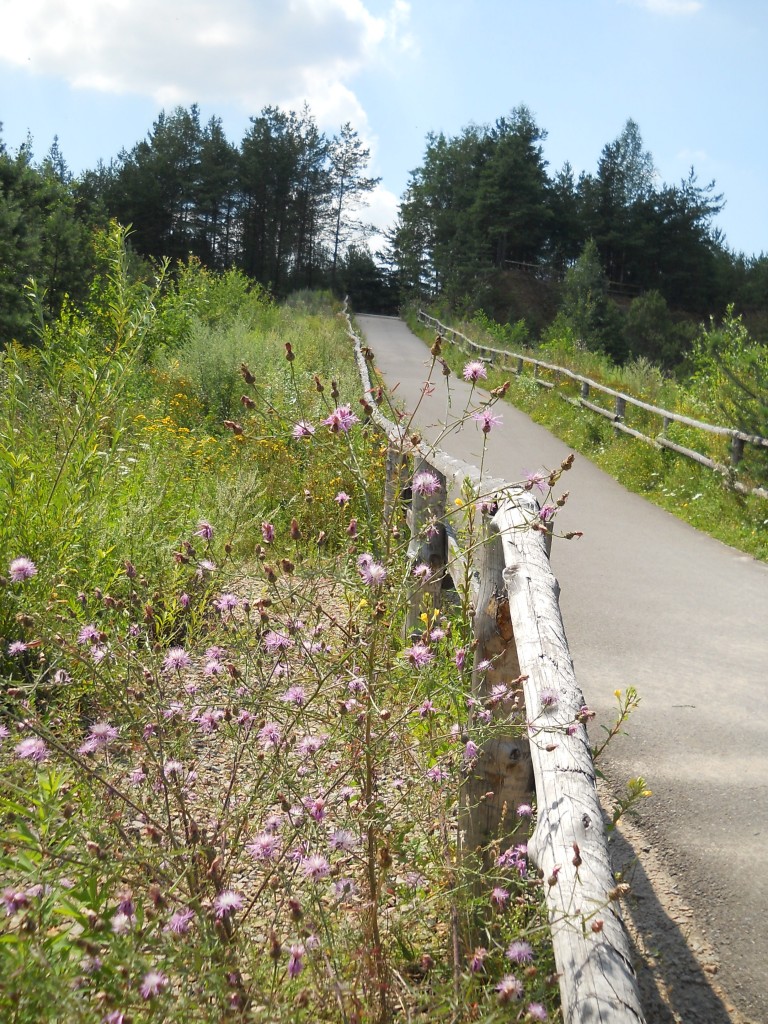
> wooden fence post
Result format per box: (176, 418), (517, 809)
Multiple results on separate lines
(406, 458), (447, 638)
(461, 515), (534, 871)
(731, 435), (745, 467)
(580, 380), (590, 401)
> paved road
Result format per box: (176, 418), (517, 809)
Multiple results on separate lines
(357, 314), (768, 1024)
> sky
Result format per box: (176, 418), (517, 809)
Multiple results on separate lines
(1, 0), (766, 258)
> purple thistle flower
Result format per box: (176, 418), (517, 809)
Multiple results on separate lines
(426, 765), (447, 784)
(539, 504), (557, 523)
(334, 491), (351, 505)
(281, 685), (307, 707)
(412, 471), (441, 496)
(323, 405), (359, 433)
(539, 687), (559, 709)
(292, 420), (315, 439)
(463, 740), (480, 762)
(78, 722), (119, 755)
(204, 659), (224, 676)
(8, 640), (28, 656)
(261, 521), (275, 543)
(490, 886), (510, 909)
(258, 722), (282, 749)
(287, 943), (305, 977)
(301, 854), (330, 881)
(506, 939), (534, 964)
(463, 360), (487, 382)
(213, 890), (243, 919)
(162, 647), (191, 672)
(246, 832), (283, 861)
(3, 888), (29, 915)
(77, 624), (101, 646)
(214, 593), (240, 613)
(15, 737), (49, 763)
(0, 724), (8, 742)
(468, 947), (488, 973)
(328, 829), (358, 852)
(264, 630), (294, 653)
(418, 699), (436, 717)
(496, 974), (524, 1003)
(296, 733), (327, 756)
(517, 803), (533, 818)
(472, 408), (503, 433)
(194, 520), (213, 541)
(139, 970), (169, 999)
(357, 554), (387, 586)
(103, 1012), (127, 1024)
(412, 562), (432, 581)
(524, 471), (547, 494)
(346, 518), (358, 538)
(455, 647), (467, 670)
(9, 557), (37, 583)
(527, 1002), (548, 1021)
(166, 908), (195, 935)
(405, 643), (434, 669)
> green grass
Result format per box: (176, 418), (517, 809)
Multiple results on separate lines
(408, 309), (768, 562)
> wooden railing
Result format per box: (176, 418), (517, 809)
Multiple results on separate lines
(419, 311), (768, 500)
(346, 310), (646, 1023)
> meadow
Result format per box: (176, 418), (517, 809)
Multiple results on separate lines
(0, 228), (573, 1023)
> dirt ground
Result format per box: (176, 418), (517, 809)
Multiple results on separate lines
(598, 779), (758, 1024)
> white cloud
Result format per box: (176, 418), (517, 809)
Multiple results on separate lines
(624, 0), (703, 13)
(0, 0), (412, 131)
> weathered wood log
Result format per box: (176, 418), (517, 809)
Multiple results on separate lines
(495, 495), (645, 1024)
(461, 514), (533, 871)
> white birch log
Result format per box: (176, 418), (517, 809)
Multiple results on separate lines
(495, 495), (645, 1024)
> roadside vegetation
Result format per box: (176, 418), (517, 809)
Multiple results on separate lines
(0, 226), (585, 1023)
(405, 303), (768, 562)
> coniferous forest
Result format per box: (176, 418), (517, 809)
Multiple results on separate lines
(2, 101), (768, 362)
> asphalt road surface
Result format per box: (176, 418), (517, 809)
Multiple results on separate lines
(357, 314), (768, 1024)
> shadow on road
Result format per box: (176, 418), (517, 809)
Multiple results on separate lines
(607, 821), (738, 1024)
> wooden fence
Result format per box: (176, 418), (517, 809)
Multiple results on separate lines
(419, 311), (768, 500)
(346, 310), (646, 1023)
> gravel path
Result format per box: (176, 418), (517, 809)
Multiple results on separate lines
(357, 313), (768, 1024)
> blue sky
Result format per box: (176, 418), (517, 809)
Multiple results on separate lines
(1, 0), (766, 258)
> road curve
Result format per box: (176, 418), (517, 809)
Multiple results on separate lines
(356, 314), (768, 1024)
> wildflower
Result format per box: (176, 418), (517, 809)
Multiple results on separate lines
(323, 405), (359, 433)
(281, 685), (307, 707)
(139, 970), (169, 999)
(9, 557), (37, 583)
(261, 521), (275, 543)
(539, 504), (557, 523)
(346, 518), (358, 538)
(128, 766), (147, 786)
(418, 699), (436, 717)
(468, 947), (488, 973)
(179, 592), (190, 608)
(166, 908), (195, 935)
(455, 647), (467, 670)
(0, 724), (8, 742)
(506, 940), (534, 964)
(334, 491), (351, 505)
(527, 1003), (548, 1021)
(79, 722), (119, 755)
(296, 733), (327, 756)
(412, 562), (431, 581)
(258, 722), (282, 749)
(204, 658), (224, 676)
(288, 943), (305, 977)
(328, 829), (358, 852)
(214, 890), (243, 919)
(426, 765), (447, 784)
(490, 886), (509, 909)
(15, 737), (49, 763)
(405, 643), (434, 669)
(8, 640), (28, 656)
(111, 912), (133, 934)
(524, 471), (547, 494)
(264, 630), (294, 654)
(214, 593), (240, 613)
(162, 647), (191, 672)
(3, 888), (29, 915)
(292, 420), (315, 439)
(517, 803), (533, 818)
(463, 739), (480, 762)
(472, 408), (503, 433)
(103, 1012), (127, 1024)
(412, 471), (441, 496)
(463, 361), (487, 382)
(539, 688), (559, 709)
(357, 554), (387, 586)
(303, 796), (326, 822)
(163, 760), (184, 779)
(77, 624), (101, 646)
(246, 833), (283, 861)
(301, 854), (330, 881)
(194, 520), (213, 541)
(496, 973), (524, 1003)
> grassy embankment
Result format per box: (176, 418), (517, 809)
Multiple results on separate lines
(0, 230), (582, 1023)
(405, 308), (768, 562)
